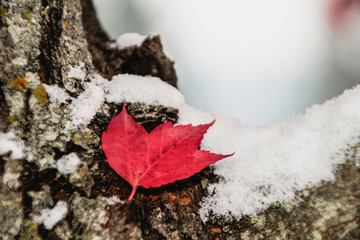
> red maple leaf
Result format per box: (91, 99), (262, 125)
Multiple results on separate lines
(102, 105), (234, 200)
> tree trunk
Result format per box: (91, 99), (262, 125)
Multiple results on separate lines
(0, 1), (359, 239)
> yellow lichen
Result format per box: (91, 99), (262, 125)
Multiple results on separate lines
(12, 75), (28, 90)
(33, 85), (48, 103)
(64, 21), (70, 30)
(24, 7), (32, 22)
(6, 115), (16, 124)
(73, 133), (82, 144)
(67, 1), (73, 9)
(84, 135), (92, 145)
(19, 221), (41, 240)
(0, 6), (10, 17)
(25, 220), (39, 230)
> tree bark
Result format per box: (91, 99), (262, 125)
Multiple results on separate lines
(0, 1), (359, 239)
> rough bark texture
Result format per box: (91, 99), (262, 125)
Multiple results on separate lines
(0, 1), (359, 239)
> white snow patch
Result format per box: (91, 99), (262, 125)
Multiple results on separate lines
(56, 152), (81, 174)
(106, 196), (124, 205)
(68, 62), (86, 81)
(47, 63), (184, 131)
(92, 73), (108, 86)
(43, 84), (71, 103)
(33, 201), (68, 230)
(45, 67), (108, 131)
(65, 81), (105, 130)
(110, 32), (148, 50)
(178, 85), (360, 221)
(105, 74), (185, 108)
(0, 132), (26, 160)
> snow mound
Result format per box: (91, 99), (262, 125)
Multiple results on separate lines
(105, 74), (185, 108)
(178, 85), (360, 221)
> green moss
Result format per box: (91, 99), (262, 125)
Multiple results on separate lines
(271, 202), (281, 208)
(222, 225), (232, 233)
(250, 215), (258, 224)
(33, 85), (48, 103)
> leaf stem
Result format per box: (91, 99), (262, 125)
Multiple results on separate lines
(127, 186), (137, 201)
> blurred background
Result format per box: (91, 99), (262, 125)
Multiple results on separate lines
(93, 0), (360, 125)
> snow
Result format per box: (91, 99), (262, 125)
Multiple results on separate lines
(66, 82), (105, 130)
(106, 196), (124, 205)
(178, 85), (360, 221)
(44, 63), (360, 221)
(56, 152), (81, 174)
(110, 32), (148, 50)
(43, 84), (71, 103)
(44, 65), (184, 130)
(104, 74), (185, 108)
(65, 73), (183, 130)
(0, 132), (26, 160)
(68, 62), (86, 81)
(33, 201), (68, 230)
(44, 70), (107, 131)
